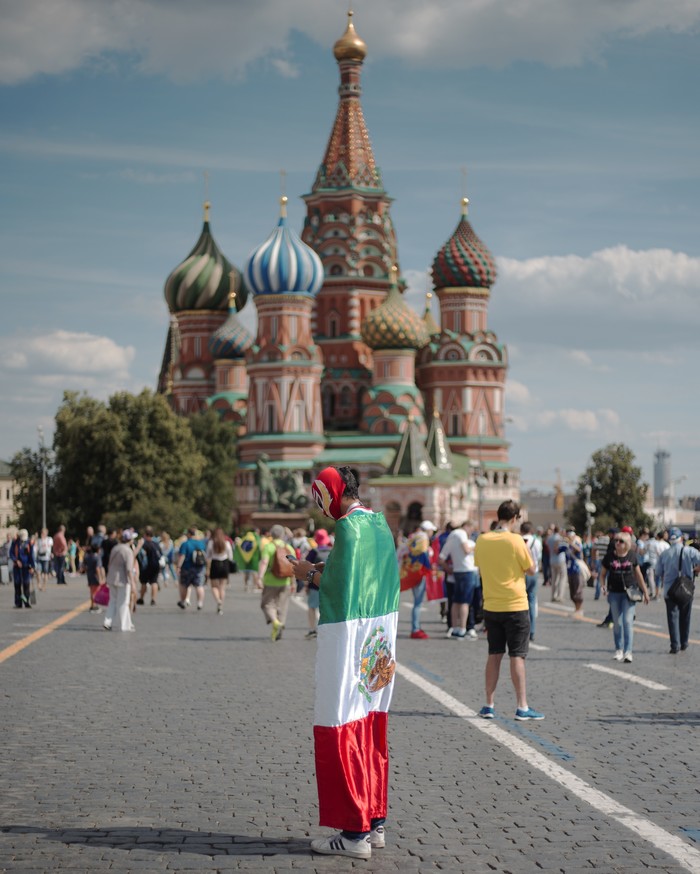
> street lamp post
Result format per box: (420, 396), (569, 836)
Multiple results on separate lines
(38, 426), (46, 531)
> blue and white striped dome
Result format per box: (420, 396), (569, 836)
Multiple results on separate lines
(208, 295), (254, 359)
(245, 197), (324, 297)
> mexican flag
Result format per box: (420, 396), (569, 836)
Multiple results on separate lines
(314, 509), (400, 832)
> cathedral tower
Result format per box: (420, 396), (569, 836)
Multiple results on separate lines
(238, 197), (325, 466)
(301, 11), (400, 430)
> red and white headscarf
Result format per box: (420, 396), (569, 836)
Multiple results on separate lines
(311, 467), (346, 520)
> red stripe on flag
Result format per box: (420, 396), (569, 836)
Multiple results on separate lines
(313, 711), (389, 832)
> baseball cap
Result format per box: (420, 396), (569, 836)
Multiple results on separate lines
(420, 520), (437, 533)
(621, 526), (634, 534)
(121, 528), (134, 542)
(668, 527), (683, 542)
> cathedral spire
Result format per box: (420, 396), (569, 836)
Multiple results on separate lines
(312, 11), (381, 192)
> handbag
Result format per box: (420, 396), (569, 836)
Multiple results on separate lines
(93, 583), (110, 606)
(625, 583), (643, 603)
(575, 558), (591, 584)
(425, 569), (446, 602)
(667, 548), (695, 607)
(29, 586), (37, 605)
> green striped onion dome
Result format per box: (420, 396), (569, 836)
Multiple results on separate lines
(208, 301), (254, 360)
(431, 198), (497, 289)
(164, 209), (248, 313)
(361, 283), (430, 351)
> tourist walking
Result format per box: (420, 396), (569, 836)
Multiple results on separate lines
(10, 529), (35, 608)
(474, 500), (542, 721)
(291, 465), (399, 860)
(657, 527), (700, 654)
(234, 529), (261, 592)
(53, 525), (68, 584)
(136, 527), (163, 606)
(440, 519), (478, 640)
(256, 524), (295, 640)
(177, 527), (208, 610)
(35, 528), (53, 591)
(599, 530), (649, 662)
(520, 521), (542, 641)
(103, 529), (136, 631)
(302, 528), (332, 639)
(206, 527), (233, 614)
(547, 526), (567, 602)
(84, 542), (105, 612)
(565, 527), (586, 618)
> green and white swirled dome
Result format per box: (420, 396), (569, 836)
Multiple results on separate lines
(164, 202), (248, 313)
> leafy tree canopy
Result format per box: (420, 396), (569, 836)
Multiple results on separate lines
(566, 443), (654, 535)
(12, 390), (238, 538)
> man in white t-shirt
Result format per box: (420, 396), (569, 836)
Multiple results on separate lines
(645, 532), (669, 599)
(439, 520), (478, 640)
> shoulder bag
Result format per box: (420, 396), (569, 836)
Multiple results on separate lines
(666, 548), (695, 607)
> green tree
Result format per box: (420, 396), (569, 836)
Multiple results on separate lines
(52, 389), (204, 534)
(566, 443), (653, 534)
(188, 408), (238, 530)
(10, 446), (56, 533)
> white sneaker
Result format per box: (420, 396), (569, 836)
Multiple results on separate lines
(310, 833), (371, 859)
(613, 650), (623, 661)
(623, 652), (633, 663)
(466, 628), (478, 639)
(370, 825), (385, 848)
(445, 626), (455, 638)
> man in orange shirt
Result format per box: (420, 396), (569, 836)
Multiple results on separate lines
(53, 525), (68, 585)
(474, 500), (543, 721)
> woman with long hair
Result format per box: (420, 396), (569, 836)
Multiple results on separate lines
(206, 527), (233, 615)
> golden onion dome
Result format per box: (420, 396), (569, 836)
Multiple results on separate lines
(333, 10), (367, 62)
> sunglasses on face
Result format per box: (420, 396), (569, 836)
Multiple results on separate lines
(614, 539), (626, 545)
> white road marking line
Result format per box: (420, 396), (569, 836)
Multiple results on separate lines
(634, 620), (662, 629)
(545, 602), (574, 612)
(396, 663), (699, 873)
(585, 662), (669, 690)
(529, 643), (550, 651)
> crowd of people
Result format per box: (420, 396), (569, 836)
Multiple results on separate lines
(1, 479), (699, 861)
(394, 516), (699, 667)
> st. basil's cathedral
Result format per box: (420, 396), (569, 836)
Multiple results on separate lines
(157, 11), (520, 533)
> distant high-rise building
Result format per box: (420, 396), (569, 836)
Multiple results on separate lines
(654, 449), (671, 505)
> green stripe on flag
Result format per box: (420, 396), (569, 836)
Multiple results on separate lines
(319, 512), (400, 625)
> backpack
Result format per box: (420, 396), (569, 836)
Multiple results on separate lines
(192, 547), (206, 568)
(137, 547), (148, 571)
(271, 543), (294, 579)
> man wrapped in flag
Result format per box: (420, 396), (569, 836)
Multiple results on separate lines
(292, 466), (400, 860)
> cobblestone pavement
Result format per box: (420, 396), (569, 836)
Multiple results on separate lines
(1, 574), (699, 873)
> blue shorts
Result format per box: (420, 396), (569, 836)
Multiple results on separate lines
(181, 567), (205, 588)
(38, 559), (51, 574)
(453, 570), (479, 604)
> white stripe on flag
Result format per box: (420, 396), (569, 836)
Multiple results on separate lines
(315, 612), (398, 727)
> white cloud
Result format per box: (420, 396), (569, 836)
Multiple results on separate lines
(120, 168), (197, 185)
(505, 380), (532, 405)
(2, 331), (135, 377)
(1, 0), (699, 84)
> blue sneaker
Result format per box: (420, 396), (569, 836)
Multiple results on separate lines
(478, 705), (495, 719)
(515, 707), (544, 721)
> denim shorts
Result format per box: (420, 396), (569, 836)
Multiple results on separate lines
(307, 588), (320, 610)
(38, 559), (51, 574)
(453, 570), (479, 604)
(483, 609), (530, 658)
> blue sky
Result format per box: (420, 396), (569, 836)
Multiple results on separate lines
(1, 0), (699, 501)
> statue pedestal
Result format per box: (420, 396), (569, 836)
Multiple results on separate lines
(251, 511), (310, 532)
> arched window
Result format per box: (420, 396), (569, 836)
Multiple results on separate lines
(340, 386), (352, 408)
(330, 264), (343, 276)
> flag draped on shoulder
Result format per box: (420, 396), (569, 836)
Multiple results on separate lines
(314, 509), (400, 832)
(234, 532), (260, 570)
(398, 530), (432, 591)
